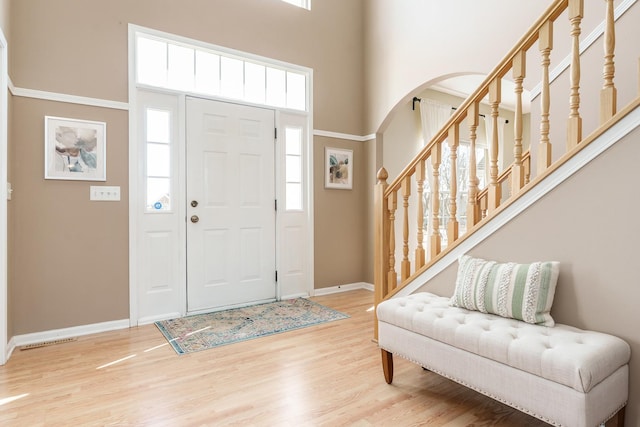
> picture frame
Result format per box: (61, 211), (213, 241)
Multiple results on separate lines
(44, 116), (106, 181)
(324, 147), (353, 190)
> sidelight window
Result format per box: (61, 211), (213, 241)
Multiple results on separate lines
(145, 108), (172, 211)
(284, 127), (303, 211)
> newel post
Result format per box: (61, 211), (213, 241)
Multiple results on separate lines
(374, 168), (389, 341)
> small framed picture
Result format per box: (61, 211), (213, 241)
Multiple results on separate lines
(44, 116), (106, 181)
(325, 147), (353, 190)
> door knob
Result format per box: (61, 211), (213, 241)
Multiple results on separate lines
(191, 200), (198, 207)
(190, 215), (199, 223)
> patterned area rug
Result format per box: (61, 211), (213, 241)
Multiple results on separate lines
(155, 298), (349, 355)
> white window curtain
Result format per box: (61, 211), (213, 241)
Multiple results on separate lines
(419, 99), (452, 258)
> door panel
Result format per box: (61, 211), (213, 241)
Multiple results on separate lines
(186, 97), (276, 312)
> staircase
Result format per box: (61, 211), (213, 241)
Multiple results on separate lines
(373, 0), (640, 339)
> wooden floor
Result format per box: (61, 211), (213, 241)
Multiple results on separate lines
(0, 290), (552, 426)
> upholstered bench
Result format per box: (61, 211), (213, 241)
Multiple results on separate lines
(376, 256), (631, 427)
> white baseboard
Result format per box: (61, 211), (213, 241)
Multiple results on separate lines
(6, 336), (16, 361)
(312, 282), (374, 296)
(9, 319), (130, 352)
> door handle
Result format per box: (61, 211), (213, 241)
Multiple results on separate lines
(190, 215), (199, 223)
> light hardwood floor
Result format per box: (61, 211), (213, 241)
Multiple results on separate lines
(0, 290), (552, 426)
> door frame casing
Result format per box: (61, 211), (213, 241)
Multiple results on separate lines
(128, 25), (314, 325)
(0, 27), (8, 363)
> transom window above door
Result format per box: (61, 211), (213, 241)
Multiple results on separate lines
(135, 34), (307, 112)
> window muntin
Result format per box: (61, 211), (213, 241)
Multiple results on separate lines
(136, 34), (308, 112)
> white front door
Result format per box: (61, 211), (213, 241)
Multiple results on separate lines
(186, 97), (276, 312)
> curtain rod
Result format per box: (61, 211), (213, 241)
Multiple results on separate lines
(412, 97), (509, 123)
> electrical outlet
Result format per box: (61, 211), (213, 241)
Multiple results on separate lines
(90, 186), (121, 201)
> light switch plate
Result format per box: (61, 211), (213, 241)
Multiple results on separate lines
(90, 186), (120, 201)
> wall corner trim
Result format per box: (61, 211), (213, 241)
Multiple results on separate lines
(313, 129), (375, 142)
(9, 84), (129, 111)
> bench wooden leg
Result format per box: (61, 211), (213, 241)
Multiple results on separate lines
(605, 406), (625, 427)
(615, 406), (625, 427)
(381, 349), (393, 384)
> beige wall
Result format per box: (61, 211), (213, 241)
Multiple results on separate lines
(363, 0), (554, 135)
(313, 136), (368, 288)
(10, 0), (364, 135)
(8, 0), (366, 334)
(10, 98), (130, 334)
(415, 123), (640, 424)
(0, 0), (8, 44)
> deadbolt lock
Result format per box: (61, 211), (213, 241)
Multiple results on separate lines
(191, 200), (198, 207)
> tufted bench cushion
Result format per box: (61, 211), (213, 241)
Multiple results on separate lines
(377, 292), (630, 426)
(377, 292), (630, 393)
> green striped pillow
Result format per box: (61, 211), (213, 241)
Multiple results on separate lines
(450, 255), (560, 326)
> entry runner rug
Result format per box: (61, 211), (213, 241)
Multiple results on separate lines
(155, 298), (349, 355)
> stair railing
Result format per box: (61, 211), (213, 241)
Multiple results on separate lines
(374, 0), (628, 339)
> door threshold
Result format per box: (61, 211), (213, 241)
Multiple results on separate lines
(187, 297), (278, 316)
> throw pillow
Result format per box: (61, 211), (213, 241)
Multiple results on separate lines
(450, 255), (560, 326)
